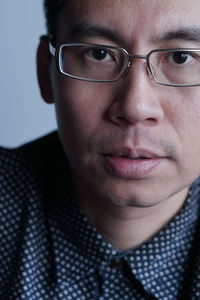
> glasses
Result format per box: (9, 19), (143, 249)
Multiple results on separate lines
(49, 42), (200, 87)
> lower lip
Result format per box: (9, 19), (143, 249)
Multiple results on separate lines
(104, 155), (162, 179)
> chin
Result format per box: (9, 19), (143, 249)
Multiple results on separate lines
(94, 183), (165, 208)
(104, 194), (163, 208)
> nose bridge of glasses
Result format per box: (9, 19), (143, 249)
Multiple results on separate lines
(127, 54), (148, 67)
(125, 53), (150, 76)
(129, 54), (147, 60)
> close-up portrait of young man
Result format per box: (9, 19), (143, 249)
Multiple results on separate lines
(1, 0), (200, 299)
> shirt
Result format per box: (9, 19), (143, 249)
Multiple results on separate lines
(1, 131), (200, 300)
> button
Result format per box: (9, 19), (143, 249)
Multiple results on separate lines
(110, 258), (124, 269)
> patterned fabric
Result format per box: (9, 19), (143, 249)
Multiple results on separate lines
(1, 131), (200, 300)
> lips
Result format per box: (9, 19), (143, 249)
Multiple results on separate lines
(103, 148), (163, 179)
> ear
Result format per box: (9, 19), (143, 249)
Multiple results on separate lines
(37, 35), (54, 103)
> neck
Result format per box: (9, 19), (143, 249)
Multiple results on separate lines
(76, 185), (189, 251)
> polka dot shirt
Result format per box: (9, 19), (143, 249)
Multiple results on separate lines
(1, 132), (200, 300)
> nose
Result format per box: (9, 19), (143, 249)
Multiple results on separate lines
(108, 60), (164, 127)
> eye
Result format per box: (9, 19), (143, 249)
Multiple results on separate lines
(167, 51), (193, 65)
(85, 48), (113, 61)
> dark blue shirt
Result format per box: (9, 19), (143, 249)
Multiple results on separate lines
(1, 132), (200, 299)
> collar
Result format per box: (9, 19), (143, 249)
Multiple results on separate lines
(125, 177), (200, 299)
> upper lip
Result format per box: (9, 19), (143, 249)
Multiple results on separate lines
(104, 148), (164, 159)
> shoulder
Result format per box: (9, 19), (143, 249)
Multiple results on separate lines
(0, 132), (69, 296)
(0, 131), (66, 200)
(0, 131), (60, 173)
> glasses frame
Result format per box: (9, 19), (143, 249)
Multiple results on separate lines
(49, 42), (200, 87)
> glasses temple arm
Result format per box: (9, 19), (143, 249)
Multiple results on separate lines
(49, 42), (56, 56)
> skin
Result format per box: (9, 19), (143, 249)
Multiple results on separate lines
(37, 0), (200, 250)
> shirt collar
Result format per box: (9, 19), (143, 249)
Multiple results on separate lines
(125, 177), (200, 299)
(45, 142), (118, 277)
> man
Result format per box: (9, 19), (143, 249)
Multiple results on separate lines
(1, 0), (200, 298)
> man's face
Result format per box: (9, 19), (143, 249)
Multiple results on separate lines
(47, 0), (200, 207)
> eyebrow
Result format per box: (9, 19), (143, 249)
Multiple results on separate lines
(66, 23), (200, 46)
(66, 22), (125, 44)
(154, 26), (200, 43)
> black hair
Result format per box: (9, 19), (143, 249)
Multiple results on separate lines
(43, 0), (65, 41)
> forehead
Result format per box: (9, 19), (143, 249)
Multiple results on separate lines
(57, 0), (200, 45)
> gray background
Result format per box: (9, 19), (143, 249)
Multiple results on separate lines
(0, 1), (57, 147)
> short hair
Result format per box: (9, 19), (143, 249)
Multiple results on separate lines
(43, 0), (65, 41)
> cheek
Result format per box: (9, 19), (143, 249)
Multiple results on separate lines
(167, 88), (200, 176)
(164, 87), (200, 135)
(177, 89), (200, 141)
(51, 76), (113, 156)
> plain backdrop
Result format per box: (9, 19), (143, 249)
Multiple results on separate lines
(0, 1), (57, 147)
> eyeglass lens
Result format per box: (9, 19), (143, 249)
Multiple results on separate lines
(59, 44), (200, 85)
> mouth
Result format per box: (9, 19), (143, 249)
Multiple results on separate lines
(103, 148), (164, 179)
(107, 148), (161, 158)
